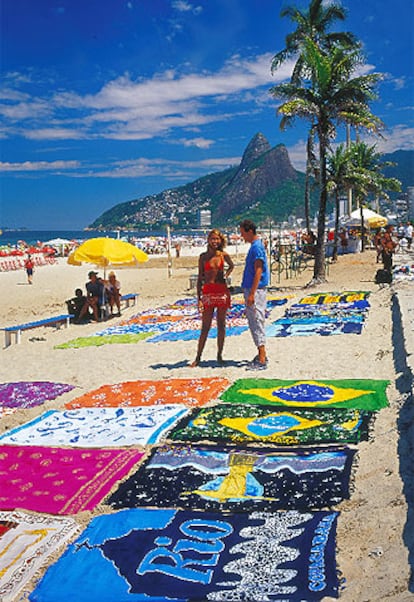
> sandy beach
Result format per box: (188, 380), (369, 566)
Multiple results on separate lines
(0, 244), (413, 601)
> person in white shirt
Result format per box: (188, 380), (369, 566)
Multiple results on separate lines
(404, 222), (413, 250)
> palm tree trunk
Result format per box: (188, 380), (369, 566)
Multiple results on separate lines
(332, 190), (340, 261)
(304, 163), (311, 233)
(313, 136), (327, 282)
(360, 203), (365, 252)
(304, 131), (313, 233)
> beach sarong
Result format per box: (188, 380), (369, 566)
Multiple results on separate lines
(108, 443), (355, 512)
(286, 299), (370, 317)
(201, 282), (231, 308)
(30, 508), (339, 602)
(0, 381), (74, 417)
(220, 378), (389, 410)
(168, 403), (372, 445)
(146, 325), (248, 342)
(0, 445), (144, 514)
(266, 317), (364, 337)
(66, 377), (230, 409)
(298, 291), (370, 304)
(0, 406), (188, 447)
(55, 332), (153, 348)
(0, 510), (79, 602)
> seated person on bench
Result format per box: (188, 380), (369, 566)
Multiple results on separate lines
(77, 271), (105, 322)
(104, 271), (121, 316)
(66, 288), (87, 321)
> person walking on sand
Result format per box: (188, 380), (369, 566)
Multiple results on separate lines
(24, 254), (34, 284)
(191, 229), (234, 367)
(239, 219), (269, 370)
(380, 225), (398, 272)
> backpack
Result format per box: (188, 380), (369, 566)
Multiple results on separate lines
(375, 269), (392, 284)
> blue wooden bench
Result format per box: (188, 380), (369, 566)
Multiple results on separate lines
(121, 293), (139, 308)
(2, 314), (74, 347)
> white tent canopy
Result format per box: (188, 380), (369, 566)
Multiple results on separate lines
(347, 208), (388, 228)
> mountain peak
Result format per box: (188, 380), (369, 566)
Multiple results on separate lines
(240, 132), (271, 169)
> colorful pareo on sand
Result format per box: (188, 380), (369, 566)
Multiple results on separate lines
(146, 325), (248, 342)
(0, 406), (188, 447)
(55, 332), (154, 348)
(267, 291), (371, 338)
(0, 510), (79, 602)
(107, 443), (355, 512)
(55, 298), (284, 347)
(0, 381), (74, 417)
(267, 316), (364, 337)
(29, 508), (339, 602)
(168, 403), (372, 445)
(66, 378), (230, 409)
(286, 299), (370, 317)
(221, 378), (389, 410)
(297, 291), (370, 304)
(0, 445), (145, 514)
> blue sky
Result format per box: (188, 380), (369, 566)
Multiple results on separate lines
(1, 0), (413, 230)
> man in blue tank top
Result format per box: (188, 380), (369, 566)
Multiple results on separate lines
(239, 219), (269, 370)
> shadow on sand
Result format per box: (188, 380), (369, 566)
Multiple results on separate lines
(392, 293), (414, 592)
(150, 359), (246, 370)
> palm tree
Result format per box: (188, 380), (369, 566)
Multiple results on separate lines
(271, 0), (359, 82)
(346, 141), (401, 250)
(270, 40), (383, 282)
(271, 0), (359, 235)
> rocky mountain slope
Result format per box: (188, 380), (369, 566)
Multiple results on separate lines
(89, 133), (317, 230)
(89, 135), (413, 230)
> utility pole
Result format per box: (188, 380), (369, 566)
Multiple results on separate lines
(166, 225), (172, 278)
(346, 124), (353, 215)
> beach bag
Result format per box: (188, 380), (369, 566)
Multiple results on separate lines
(375, 269), (392, 284)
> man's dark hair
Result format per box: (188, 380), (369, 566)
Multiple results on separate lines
(239, 219), (257, 234)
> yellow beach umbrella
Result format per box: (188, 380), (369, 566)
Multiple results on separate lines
(349, 208), (388, 229)
(67, 237), (148, 276)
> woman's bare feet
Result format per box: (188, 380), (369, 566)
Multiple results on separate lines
(190, 356), (201, 367)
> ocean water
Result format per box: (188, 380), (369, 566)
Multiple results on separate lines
(0, 229), (205, 247)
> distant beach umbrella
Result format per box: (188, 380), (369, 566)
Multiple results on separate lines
(348, 208), (388, 229)
(67, 237), (148, 277)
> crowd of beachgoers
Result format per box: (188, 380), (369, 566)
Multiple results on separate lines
(0, 224), (396, 274)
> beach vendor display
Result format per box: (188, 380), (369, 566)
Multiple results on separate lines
(191, 229), (234, 367)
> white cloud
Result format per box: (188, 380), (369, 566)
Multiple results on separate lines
(0, 160), (80, 172)
(286, 139), (307, 171)
(371, 124), (414, 153)
(25, 128), (86, 140)
(177, 137), (215, 149)
(1, 53), (294, 142)
(70, 155), (239, 179)
(171, 1), (203, 15)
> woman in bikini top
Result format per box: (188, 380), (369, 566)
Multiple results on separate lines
(191, 229), (234, 367)
(203, 254), (226, 283)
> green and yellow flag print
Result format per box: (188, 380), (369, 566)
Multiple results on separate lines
(220, 379), (389, 411)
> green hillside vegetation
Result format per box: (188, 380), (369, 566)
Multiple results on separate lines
(89, 136), (412, 231)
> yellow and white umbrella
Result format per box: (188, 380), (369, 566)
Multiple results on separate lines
(67, 237), (148, 277)
(349, 208), (388, 229)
